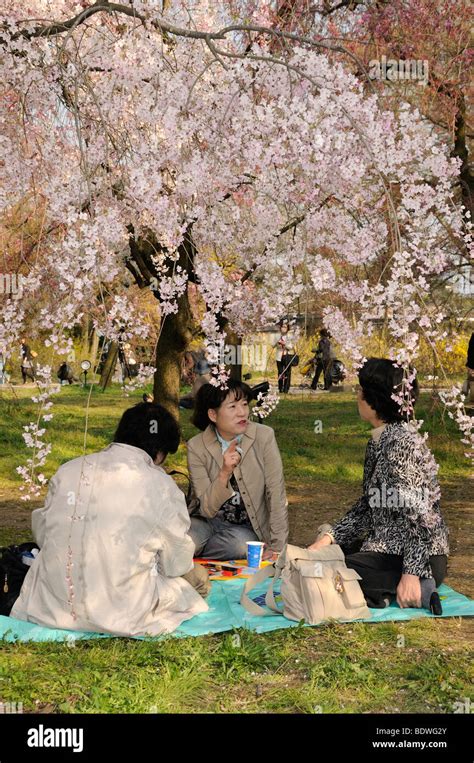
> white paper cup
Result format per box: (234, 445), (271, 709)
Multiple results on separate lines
(246, 541), (265, 568)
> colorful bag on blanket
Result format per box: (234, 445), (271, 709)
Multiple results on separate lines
(240, 543), (371, 625)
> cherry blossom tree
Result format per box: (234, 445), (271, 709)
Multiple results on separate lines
(0, 0), (472, 496)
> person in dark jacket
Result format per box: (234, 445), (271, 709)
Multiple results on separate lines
(179, 359), (211, 410)
(20, 338), (35, 383)
(311, 328), (332, 390)
(57, 363), (77, 385)
(309, 358), (449, 614)
(467, 332), (474, 370)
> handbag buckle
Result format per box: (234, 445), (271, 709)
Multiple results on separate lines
(334, 571), (345, 594)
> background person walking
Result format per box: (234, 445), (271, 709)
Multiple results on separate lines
(274, 319), (297, 394)
(311, 328), (332, 391)
(20, 337), (35, 383)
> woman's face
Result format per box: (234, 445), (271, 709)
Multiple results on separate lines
(208, 391), (250, 437)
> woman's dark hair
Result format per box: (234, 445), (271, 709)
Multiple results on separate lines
(114, 402), (180, 460)
(191, 380), (252, 431)
(358, 358), (419, 423)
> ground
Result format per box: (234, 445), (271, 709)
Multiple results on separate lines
(0, 385), (472, 713)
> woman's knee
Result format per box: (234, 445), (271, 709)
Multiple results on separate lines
(225, 528), (259, 560)
(189, 517), (213, 555)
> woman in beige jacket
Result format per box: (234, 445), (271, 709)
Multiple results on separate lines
(12, 403), (209, 637)
(187, 380), (288, 561)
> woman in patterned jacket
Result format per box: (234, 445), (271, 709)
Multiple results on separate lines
(309, 358), (449, 614)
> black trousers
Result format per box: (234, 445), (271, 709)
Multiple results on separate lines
(276, 360), (291, 393)
(21, 366), (35, 383)
(343, 549), (448, 608)
(311, 360), (331, 390)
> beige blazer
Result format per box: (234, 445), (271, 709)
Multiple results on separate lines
(187, 421), (288, 551)
(12, 443), (208, 636)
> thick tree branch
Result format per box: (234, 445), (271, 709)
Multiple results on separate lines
(4, 1), (370, 74)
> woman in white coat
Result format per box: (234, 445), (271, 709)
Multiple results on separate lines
(11, 403), (209, 637)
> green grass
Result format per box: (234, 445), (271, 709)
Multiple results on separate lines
(0, 620), (472, 714)
(0, 384), (472, 714)
(1, 385), (468, 492)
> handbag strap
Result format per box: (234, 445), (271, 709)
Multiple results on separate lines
(167, 469), (194, 505)
(240, 564), (283, 617)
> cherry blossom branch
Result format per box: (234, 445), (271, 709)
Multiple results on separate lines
(4, 1), (373, 84)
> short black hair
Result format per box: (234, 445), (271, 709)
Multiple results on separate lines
(191, 380), (252, 431)
(358, 358), (419, 423)
(114, 402), (180, 460)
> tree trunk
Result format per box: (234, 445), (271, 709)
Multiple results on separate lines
(226, 326), (242, 381)
(88, 329), (100, 370)
(453, 92), (473, 218)
(99, 342), (118, 390)
(126, 225), (197, 420)
(153, 289), (193, 420)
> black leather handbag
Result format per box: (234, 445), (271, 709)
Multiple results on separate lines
(283, 353), (299, 367)
(0, 542), (40, 616)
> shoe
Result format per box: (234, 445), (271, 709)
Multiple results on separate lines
(429, 591), (443, 616)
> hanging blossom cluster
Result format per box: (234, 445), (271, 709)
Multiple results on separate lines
(16, 365), (57, 500)
(122, 364), (157, 397)
(94, 295), (150, 345)
(200, 313), (229, 389)
(157, 266), (189, 317)
(390, 367), (419, 420)
(0, 0), (472, 485)
(439, 386), (474, 462)
(251, 387), (280, 420)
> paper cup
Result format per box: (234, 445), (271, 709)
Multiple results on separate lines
(246, 541), (265, 568)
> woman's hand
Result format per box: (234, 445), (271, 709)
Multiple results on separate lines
(307, 533), (332, 551)
(262, 548), (279, 562)
(222, 439), (241, 473)
(396, 574), (421, 608)
(218, 439), (241, 485)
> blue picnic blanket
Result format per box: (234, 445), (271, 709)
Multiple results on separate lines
(0, 582), (472, 643)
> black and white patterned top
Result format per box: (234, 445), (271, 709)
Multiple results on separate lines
(219, 474), (250, 525)
(331, 422), (449, 578)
